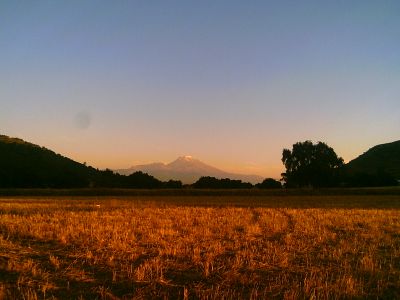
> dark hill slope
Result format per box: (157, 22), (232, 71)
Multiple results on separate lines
(0, 135), (97, 188)
(346, 140), (400, 179)
(0, 135), (164, 188)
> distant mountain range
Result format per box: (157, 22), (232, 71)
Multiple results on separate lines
(346, 140), (400, 179)
(115, 156), (264, 184)
(116, 156), (264, 184)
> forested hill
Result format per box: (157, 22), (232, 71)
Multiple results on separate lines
(346, 140), (400, 179)
(0, 135), (169, 188)
(0, 135), (96, 188)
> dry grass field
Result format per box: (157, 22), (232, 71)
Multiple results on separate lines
(0, 195), (399, 299)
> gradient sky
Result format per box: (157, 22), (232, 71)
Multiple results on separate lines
(1, 1), (399, 178)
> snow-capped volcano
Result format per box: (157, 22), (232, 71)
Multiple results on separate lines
(116, 156), (264, 184)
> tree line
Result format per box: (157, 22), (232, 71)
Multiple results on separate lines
(0, 135), (397, 189)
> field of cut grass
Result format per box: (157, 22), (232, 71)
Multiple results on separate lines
(0, 195), (399, 299)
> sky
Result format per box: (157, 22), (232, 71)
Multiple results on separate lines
(1, 1), (399, 178)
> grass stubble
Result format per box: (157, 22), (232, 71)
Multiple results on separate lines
(0, 195), (399, 299)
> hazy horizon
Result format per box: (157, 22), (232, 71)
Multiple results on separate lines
(2, 1), (399, 178)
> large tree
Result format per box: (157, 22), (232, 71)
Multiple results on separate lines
(281, 141), (344, 188)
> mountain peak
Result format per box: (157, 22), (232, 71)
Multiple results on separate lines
(168, 156), (206, 169)
(178, 155), (194, 161)
(173, 155), (199, 164)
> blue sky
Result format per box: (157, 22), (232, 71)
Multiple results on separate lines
(1, 1), (399, 177)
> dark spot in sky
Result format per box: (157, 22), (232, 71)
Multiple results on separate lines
(74, 111), (91, 130)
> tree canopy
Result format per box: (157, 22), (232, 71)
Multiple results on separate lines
(281, 141), (344, 188)
(193, 176), (253, 189)
(256, 178), (282, 189)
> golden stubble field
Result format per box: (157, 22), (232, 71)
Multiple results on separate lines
(0, 195), (399, 299)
